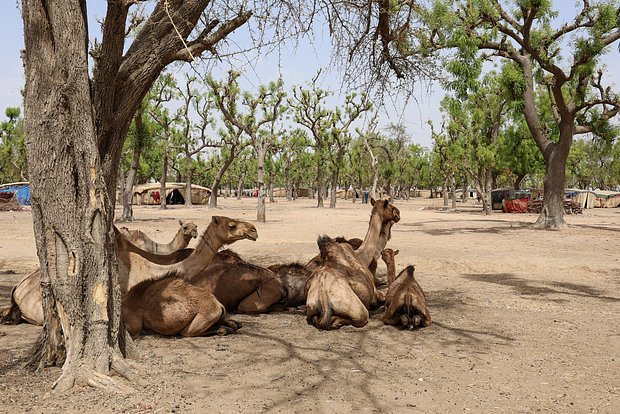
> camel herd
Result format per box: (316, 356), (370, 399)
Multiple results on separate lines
(1, 198), (431, 337)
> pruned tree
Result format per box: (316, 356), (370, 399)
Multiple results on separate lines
(0, 107), (27, 182)
(209, 71), (287, 222)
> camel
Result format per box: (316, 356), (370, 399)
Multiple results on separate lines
(380, 248), (400, 286)
(119, 220), (198, 254)
(382, 265), (432, 329)
(189, 262), (286, 314)
(267, 262), (312, 308)
(1, 216), (257, 326)
(122, 271), (241, 337)
(118, 215), (257, 292)
(305, 198), (401, 330)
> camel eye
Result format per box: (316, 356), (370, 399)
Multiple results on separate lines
(228, 223), (236, 229)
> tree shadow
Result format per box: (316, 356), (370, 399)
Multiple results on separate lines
(463, 273), (620, 303)
(568, 223), (620, 233)
(396, 219), (531, 236)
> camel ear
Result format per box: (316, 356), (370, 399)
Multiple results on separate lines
(370, 198), (376, 206)
(179, 220), (183, 226)
(394, 249), (399, 256)
(406, 265), (415, 275)
(212, 216), (219, 224)
(383, 199), (389, 208)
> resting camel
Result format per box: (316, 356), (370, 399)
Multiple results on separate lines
(1, 216), (257, 325)
(380, 248), (400, 286)
(382, 265), (432, 329)
(122, 272), (241, 337)
(119, 220), (198, 254)
(267, 262), (312, 308)
(189, 262), (286, 314)
(305, 198), (401, 330)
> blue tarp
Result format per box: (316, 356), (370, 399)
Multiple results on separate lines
(0, 183), (31, 206)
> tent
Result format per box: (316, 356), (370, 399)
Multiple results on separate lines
(131, 182), (211, 205)
(565, 189), (596, 209)
(593, 190), (620, 208)
(0, 182), (31, 206)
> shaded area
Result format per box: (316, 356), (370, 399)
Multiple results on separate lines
(396, 219), (531, 236)
(464, 273), (620, 303)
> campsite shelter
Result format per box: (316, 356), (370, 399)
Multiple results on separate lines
(565, 189), (597, 209)
(593, 190), (620, 208)
(130, 182), (211, 205)
(0, 182), (31, 206)
(491, 188), (531, 213)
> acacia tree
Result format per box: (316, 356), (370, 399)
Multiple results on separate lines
(208, 121), (247, 208)
(416, 1), (620, 227)
(175, 75), (218, 207)
(209, 72), (287, 222)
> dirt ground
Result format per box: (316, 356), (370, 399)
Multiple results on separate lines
(0, 196), (618, 413)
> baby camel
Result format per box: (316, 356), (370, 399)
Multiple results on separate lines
(383, 265), (431, 329)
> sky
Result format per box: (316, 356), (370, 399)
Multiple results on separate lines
(1, 2), (619, 149)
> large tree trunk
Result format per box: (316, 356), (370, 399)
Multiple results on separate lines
(513, 173), (526, 190)
(316, 160), (325, 207)
(534, 132), (571, 228)
(22, 0), (131, 392)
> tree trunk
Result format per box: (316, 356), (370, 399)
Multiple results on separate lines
(184, 165), (193, 207)
(329, 170), (338, 208)
(21, 0), (131, 392)
(316, 160), (324, 207)
(120, 111), (144, 221)
(534, 134), (570, 229)
(236, 174), (244, 200)
(514, 173), (526, 191)
(443, 179), (449, 207)
(257, 148), (267, 222)
(160, 151), (168, 210)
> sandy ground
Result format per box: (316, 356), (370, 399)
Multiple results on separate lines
(0, 196), (619, 414)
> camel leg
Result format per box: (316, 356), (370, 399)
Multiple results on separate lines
(236, 278), (285, 314)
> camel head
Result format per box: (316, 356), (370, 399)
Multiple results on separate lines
(371, 198), (401, 224)
(317, 235), (357, 267)
(381, 248), (399, 263)
(210, 216), (258, 243)
(179, 220), (198, 239)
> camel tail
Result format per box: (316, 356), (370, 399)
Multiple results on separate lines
(0, 286), (23, 325)
(316, 290), (333, 330)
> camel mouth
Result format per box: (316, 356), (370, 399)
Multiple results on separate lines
(245, 231), (258, 241)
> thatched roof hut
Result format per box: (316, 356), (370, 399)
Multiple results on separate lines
(131, 182), (211, 205)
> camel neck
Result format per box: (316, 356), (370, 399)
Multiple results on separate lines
(386, 259), (396, 286)
(168, 228), (189, 250)
(356, 211), (385, 268)
(177, 223), (221, 278)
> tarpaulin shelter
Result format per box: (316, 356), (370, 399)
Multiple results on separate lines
(0, 182), (31, 206)
(491, 188), (531, 213)
(593, 190), (620, 208)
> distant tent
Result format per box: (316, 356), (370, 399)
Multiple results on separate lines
(0, 182), (31, 206)
(593, 190), (620, 208)
(565, 189), (596, 209)
(131, 182), (211, 205)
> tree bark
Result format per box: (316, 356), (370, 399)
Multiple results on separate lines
(160, 151), (168, 210)
(120, 109), (145, 221)
(22, 0), (131, 392)
(329, 170), (338, 208)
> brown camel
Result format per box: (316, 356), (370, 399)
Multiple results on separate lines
(118, 215), (257, 292)
(305, 236), (377, 329)
(268, 262), (312, 308)
(189, 262), (286, 314)
(122, 272), (242, 337)
(382, 265), (432, 329)
(305, 198), (401, 330)
(2, 216), (257, 326)
(380, 248), (400, 286)
(119, 220), (198, 254)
